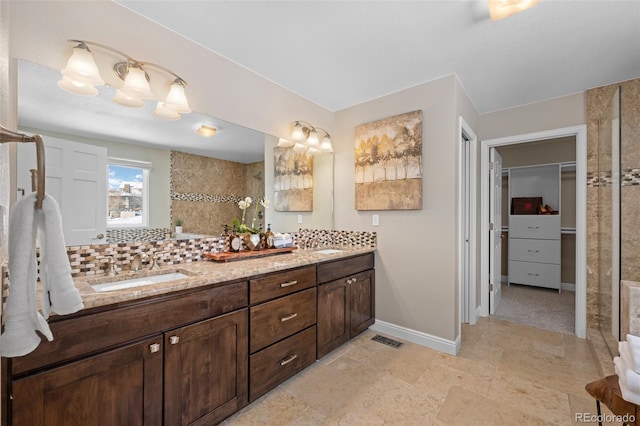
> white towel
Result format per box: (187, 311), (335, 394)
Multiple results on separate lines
(0, 193), (83, 358)
(615, 356), (640, 404)
(627, 334), (640, 374)
(618, 342), (640, 393)
(37, 194), (83, 318)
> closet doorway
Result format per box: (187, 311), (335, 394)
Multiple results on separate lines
(479, 126), (587, 338)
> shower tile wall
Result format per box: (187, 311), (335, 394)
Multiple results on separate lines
(586, 78), (640, 330)
(170, 150), (265, 235)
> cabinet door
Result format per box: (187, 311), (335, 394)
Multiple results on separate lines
(11, 335), (163, 426)
(317, 278), (350, 359)
(164, 309), (248, 426)
(349, 269), (375, 337)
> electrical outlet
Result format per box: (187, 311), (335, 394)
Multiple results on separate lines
(297, 214), (303, 224)
(372, 214), (379, 226)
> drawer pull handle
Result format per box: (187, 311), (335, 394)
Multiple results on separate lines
(527, 273), (540, 277)
(149, 343), (160, 353)
(280, 313), (298, 322)
(169, 335), (180, 345)
(527, 226), (540, 230)
(280, 280), (298, 288)
(346, 277), (358, 284)
(280, 354), (298, 366)
(527, 250), (539, 253)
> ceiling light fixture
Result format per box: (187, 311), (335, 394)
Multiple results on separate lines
(278, 121), (333, 155)
(57, 40), (191, 120)
(488, 0), (539, 21)
(196, 125), (217, 137)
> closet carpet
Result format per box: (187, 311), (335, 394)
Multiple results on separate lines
(493, 283), (575, 335)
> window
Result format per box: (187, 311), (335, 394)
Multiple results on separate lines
(107, 159), (151, 228)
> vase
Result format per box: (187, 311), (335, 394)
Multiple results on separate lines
(243, 233), (262, 250)
(175, 226), (183, 235)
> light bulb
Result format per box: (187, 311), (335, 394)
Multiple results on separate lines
(307, 129), (319, 146)
(320, 136), (333, 152)
(60, 45), (104, 86)
(291, 122), (306, 142)
(163, 80), (191, 114)
(120, 66), (153, 99)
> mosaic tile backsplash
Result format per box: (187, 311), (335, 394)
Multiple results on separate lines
(62, 229), (376, 277)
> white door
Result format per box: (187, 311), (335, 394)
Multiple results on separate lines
(18, 136), (107, 246)
(489, 148), (503, 314)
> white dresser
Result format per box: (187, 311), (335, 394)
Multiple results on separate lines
(508, 164), (561, 292)
(508, 215), (561, 291)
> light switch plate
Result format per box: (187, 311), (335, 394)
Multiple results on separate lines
(297, 214), (303, 224)
(372, 214), (379, 226)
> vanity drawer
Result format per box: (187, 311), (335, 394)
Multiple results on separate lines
(508, 238), (560, 264)
(317, 252), (374, 284)
(249, 326), (316, 401)
(509, 261), (560, 289)
(250, 287), (317, 353)
(509, 215), (560, 240)
(250, 265), (316, 304)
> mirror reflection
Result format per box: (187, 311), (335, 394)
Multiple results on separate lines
(17, 59), (269, 245)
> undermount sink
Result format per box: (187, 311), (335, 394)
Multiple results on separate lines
(91, 271), (191, 292)
(314, 249), (344, 255)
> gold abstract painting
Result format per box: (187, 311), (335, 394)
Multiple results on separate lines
(273, 147), (313, 212)
(355, 110), (422, 210)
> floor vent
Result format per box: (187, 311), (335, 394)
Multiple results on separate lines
(372, 335), (403, 348)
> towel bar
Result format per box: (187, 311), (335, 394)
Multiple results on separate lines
(0, 124), (45, 209)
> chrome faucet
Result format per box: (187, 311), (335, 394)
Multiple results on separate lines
(131, 253), (147, 273)
(105, 256), (119, 277)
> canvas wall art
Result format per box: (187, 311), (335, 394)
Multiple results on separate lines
(273, 147), (313, 212)
(354, 110), (423, 210)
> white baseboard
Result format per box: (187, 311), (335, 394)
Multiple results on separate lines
(369, 320), (460, 356)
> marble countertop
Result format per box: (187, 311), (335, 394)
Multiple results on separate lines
(73, 247), (376, 310)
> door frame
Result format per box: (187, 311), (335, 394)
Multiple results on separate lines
(458, 117), (478, 325)
(479, 125), (587, 338)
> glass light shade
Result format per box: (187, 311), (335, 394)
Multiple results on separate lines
(113, 89), (145, 107)
(197, 125), (217, 137)
(57, 76), (98, 96)
(154, 101), (181, 120)
(307, 147), (319, 156)
(120, 66), (154, 99)
(163, 82), (191, 113)
(307, 129), (319, 146)
(291, 122), (306, 142)
(320, 136), (333, 153)
(60, 46), (105, 86)
(488, 0), (539, 20)
(292, 142), (308, 153)
(277, 138), (294, 148)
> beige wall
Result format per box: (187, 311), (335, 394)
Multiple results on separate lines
(334, 75), (462, 343)
(480, 93), (586, 140)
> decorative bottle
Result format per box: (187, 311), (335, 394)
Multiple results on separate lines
(264, 224), (275, 249)
(230, 225), (242, 253)
(221, 224), (230, 252)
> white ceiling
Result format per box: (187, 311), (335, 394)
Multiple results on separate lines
(116, 0), (640, 113)
(16, 1), (640, 162)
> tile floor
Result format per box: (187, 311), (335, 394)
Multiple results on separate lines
(225, 318), (620, 425)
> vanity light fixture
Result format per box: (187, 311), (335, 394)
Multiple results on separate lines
(196, 125), (217, 137)
(57, 40), (191, 120)
(488, 0), (539, 21)
(279, 121), (333, 154)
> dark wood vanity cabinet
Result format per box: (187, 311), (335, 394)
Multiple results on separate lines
(11, 335), (164, 426)
(317, 253), (375, 359)
(6, 279), (248, 426)
(248, 266), (317, 401)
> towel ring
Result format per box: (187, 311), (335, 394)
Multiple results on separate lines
(0, 125), (45, 209)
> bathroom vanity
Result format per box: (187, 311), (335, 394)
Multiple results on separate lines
(2, 248), (375, 426)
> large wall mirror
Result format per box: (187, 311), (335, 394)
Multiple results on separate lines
(16, 59), (333, 245)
